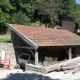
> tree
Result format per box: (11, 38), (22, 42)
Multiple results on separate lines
(0, 0), (13, 34)
(72, 10), (80, 24)
(36, 0), (59, 28)
(58, 0), (76, 18)
(10, 0), (37, 21)
(71, 4), (80, 24)
(10, 11), (31, 25)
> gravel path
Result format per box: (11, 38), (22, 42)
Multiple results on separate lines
(0, 69), (55, 80)
(0, 69), (80, 80)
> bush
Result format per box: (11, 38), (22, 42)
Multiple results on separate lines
(44, 56), (57, 64)
(11, 11), (31, 25)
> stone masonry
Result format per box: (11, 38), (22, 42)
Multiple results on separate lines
(0, 43), (16, 69)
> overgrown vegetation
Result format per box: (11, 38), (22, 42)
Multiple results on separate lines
(0, 0), (79, 34)
(44, 56), (58, 64)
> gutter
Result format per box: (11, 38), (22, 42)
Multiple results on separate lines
(7, 23), (38, 50)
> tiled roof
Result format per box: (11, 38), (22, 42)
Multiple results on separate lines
(8, 24), (80, 47)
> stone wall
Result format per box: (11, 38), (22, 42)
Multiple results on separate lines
(0, 43), (16, 69)
(25, 64), (42, 73)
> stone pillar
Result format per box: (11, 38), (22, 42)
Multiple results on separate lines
(35, 52), (38, 65)
(68, 48), (72, 59)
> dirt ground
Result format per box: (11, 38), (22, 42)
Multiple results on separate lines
(0, 34), (10, 39)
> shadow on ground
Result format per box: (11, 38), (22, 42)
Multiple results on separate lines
(3, 73), (60, 80)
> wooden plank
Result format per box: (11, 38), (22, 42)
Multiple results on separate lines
(14, 46), (34, 49)
(68, 48), (72, 59)
(42, 57), (80, 73)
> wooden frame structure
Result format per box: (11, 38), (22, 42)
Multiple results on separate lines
(7, 24), (80, 67)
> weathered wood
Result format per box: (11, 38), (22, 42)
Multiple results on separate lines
(42, 57), (80, 73)
(60, 62), (77, 67)
(72, 66), (80, 74)
(14, 46), (34, 49)
(60, 65), (78, 70)
(68, 48), (72, 59)
(35, 52), (38, 65)
(60, 57), (80, 71)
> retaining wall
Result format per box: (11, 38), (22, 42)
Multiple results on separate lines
(0, 43), (16, 69)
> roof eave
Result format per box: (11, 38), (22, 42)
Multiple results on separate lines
(7, 23), (38, 50)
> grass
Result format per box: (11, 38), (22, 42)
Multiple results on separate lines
(0, 38), (11, 43)
(0, 34), (11, 43)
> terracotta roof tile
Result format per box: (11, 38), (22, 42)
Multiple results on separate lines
(9, 24), (80, 47)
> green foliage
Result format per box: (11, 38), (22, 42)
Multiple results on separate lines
(0, 0), (13, 25)
(11, 11), (31, 25)
(0, 0), (78, 34)
(0, 9), (10, 25)
(0, 0), (13, 34)
(36, 0), (59, 28)
(71, 10), (80, 24)
(71, 3), (80, 24)
(75, 3), (80, 10)
(45, 56), (57, 63)
(10, 0), (37, 20)
(58, 0), (76, 18)
(0, 0), (13, 12)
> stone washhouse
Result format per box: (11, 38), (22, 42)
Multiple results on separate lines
(7, 24), (80, 73)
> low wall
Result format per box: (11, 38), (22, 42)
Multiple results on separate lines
(25, 64), (56, 74)
(25, 64), (42, 73)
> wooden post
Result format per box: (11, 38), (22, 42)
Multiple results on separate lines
(68, 48), (72, 59)
(35, 52), (38, 65)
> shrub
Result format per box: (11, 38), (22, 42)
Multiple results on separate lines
(44, 56), (57, 64)
(11, 11), (31, 25)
